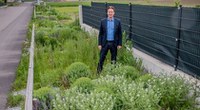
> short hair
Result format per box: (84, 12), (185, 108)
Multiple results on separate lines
(107, 6), (115, 11)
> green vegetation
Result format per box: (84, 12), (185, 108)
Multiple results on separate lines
(148, 75), (195, 109)
(10, 1), (200, 109)
(53, 73), (198, 110)
(7, 9), (33, 109)
(47, 1), (90, 7)
(7, 94), (24, 107)
(72, 77), (94, 93)
(63, 62), (91, 84)
(102, 63), (141, 80)
(32, 3), (198, 110)
(11, 53), (29, 91)
(33, 87), (56, 109)
(7, 2), (21, 6)
(54, 7), (78, 13)
(11, 24), (32, 91)
(0, 0), (4, 5)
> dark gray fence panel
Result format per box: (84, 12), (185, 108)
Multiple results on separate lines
(91, 2), (106, 29)
(108, 3), (130, 33)
(82, 2), (200, 76)
(82, 6), (94, 27)
(178, 7), (200, 76)
(131, 5), (178, 66)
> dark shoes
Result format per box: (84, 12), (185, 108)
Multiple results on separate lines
(97, 63), (102, 74)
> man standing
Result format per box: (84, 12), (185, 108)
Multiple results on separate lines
(97, 6), (122, 73)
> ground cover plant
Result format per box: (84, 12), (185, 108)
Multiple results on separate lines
(10, 1), (200, 110)
(33, 3), (199, 110)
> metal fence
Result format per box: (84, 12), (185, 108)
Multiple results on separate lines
(82, 2), (200, 77)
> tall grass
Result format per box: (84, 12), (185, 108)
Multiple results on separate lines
(34, 25), (99, 88)
(11, 3), (199, 109)
(47, 1), (91, 7)
(33, 3), (142, 89)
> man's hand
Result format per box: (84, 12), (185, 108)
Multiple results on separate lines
(117, 46), (122, 49)
(98, 45), (102, 50)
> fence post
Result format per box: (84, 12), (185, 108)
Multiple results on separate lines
(91, 1), (93, 6)
(105, 2), (107, 18)
(79, 5), (83, 26)
(90, 1), (94, 28)
(174, 5), (182, 71)
(128, 3), (132, 40)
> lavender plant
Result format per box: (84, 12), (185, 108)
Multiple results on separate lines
(147, 74), (197, 109)
(53, 87), (115, 110)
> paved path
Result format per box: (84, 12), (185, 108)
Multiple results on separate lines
(0, 3), (33, 110)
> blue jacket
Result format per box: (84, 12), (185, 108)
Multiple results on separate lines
(98, 18), (122, 47)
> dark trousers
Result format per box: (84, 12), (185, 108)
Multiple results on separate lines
(97, 41), (117, 73)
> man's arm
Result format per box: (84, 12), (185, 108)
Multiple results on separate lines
(118, 20), (122, 48)
(98, 20), (103, 49)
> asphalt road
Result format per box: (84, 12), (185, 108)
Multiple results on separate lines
(0, 3), (33, 110)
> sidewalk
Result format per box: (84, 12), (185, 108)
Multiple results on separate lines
(0, 2), (33, 110)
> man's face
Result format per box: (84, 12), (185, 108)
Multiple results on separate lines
(107, 8), (115, 18)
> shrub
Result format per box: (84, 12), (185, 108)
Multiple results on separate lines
(7, 94), (24, 107)
(36, 4), (48, 13)
(49, 15), (57, 20)
(94, 86), (114, 95)
(53, 87), (115, 110)
(93, 75), (160, 110)
(147, 75), (196, 109)
(118, 35), (136, 66)
(36, 4), (58, 16)
(136, 73), (153, 83)
(63, 62), (91, 84)
(92, 75), (128, 93)
(46, 8), (58, 16)
(103, 63), (141, 80)
(40, 69), (62, 87)
(72, 77), (94, 93)
(34, 87), (56, 110)
(35, 29), (49, 46)
(36, 19), (57, 28)
(49, 27), (76, 42)
(121, 66), (141, 79)
(57, 13), (71, 20)
(118, 32), (144, 72)
(102, 63), (121, 75)
(34, 87), (56, 99)
(35, 27), (79, 50)
(117, 82), (160, 110)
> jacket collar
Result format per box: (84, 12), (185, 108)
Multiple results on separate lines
(107, 17), (114, 21)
